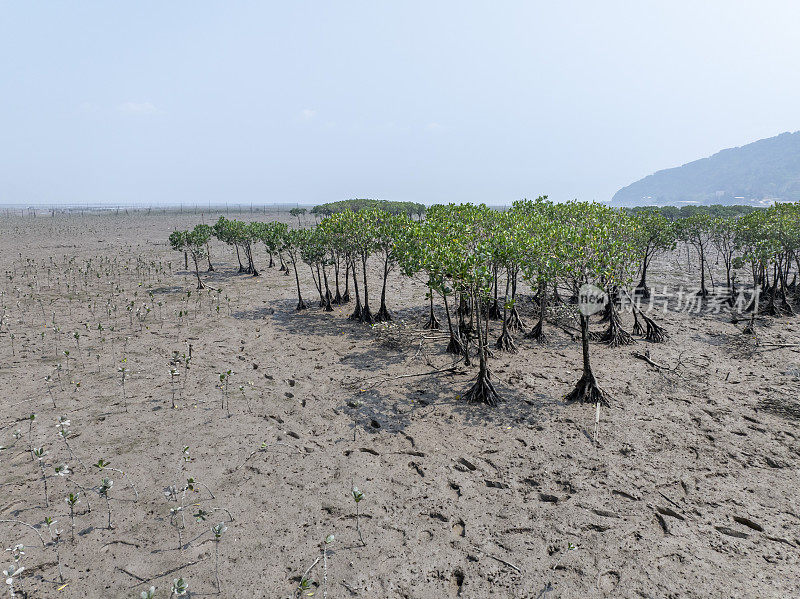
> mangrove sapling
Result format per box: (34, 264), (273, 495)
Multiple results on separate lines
(373, 212), (406, 322)
(211, 523), (227, 593)
(526, 281), (549, 343)
(98, 477), (114, 529)
(65, 493), (80, 543)
(495, 270), (517, 353)
(504, 272), (526, 332)
(351, 486), (365, 546)
(283, 229), (308, 310)
(556, 201), (637, 407)
(676, 213), (714, 297)
(33, 446), (49, 507)
(443, 292), (465, 357)
(171, 577), (188, 596)
(348, 256), (363, 321)
(140, 586), (156, 599)
(422, 289), (440, 330)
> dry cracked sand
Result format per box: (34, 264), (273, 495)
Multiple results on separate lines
(0, 210), (798, 598)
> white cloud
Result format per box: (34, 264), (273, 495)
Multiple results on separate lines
(117, 101), (162, 115)
(301, 108), (317, 120)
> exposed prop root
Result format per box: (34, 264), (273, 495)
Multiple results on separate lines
(342, 291), (351, 303)
(778, 296), (795, 316)
(296, 299), (307, 311)
(634, 284), (651, 299)
(564, 371), (610, 407)
(423, 313), (441, 330)
(759, 296), (781, 316)
(525, 319), (548, 344)
(361, 305), (375, 325)
(462, 369), (501, 406)
(446, 334), (465, 356)
(375, 306), (392, 322)
(349, 304), (363, 321)
(642, 313), (668, 343)
(505, 306), (525, 332)
(631, 309), (644, 336)
(495, 330), (517, 353)
(332, 291), (343, 305)
(598, 308), (634, 348)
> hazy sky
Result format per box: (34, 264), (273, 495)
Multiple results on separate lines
(2, 1), (800, 206)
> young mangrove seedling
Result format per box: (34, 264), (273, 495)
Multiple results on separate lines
(26, 414), (36, 461)
(118, 363), (128, 412)
(170, 367), (179, 409)
(211, 522), (227, 593)
(98, 478), (114, 529)
(3, 564), (24, 598)
(57, 416), (87, 471)
(65, 493), (80, 543)
(297, 576), (314, 598)
(45, 375), (57, 409)
(171, 577), (188, 597)
(139, 586), (156, 599)
(44, 516), (64, 583)
(33, 446), (49, 507)
(4, 543), (25, 598)
(351, 486), (365, 546)
(218, 370), (231, 416)
(94, 458), (138, 502)
(322, 534), (334, 599)
(169, 506), (185, 552)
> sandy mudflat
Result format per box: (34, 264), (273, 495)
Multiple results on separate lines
(0, 210), (798, 598)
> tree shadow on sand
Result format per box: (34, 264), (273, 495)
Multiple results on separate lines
(340, 369), (564, 438)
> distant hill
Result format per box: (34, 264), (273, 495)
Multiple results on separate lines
(612, 131), (800, 207)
